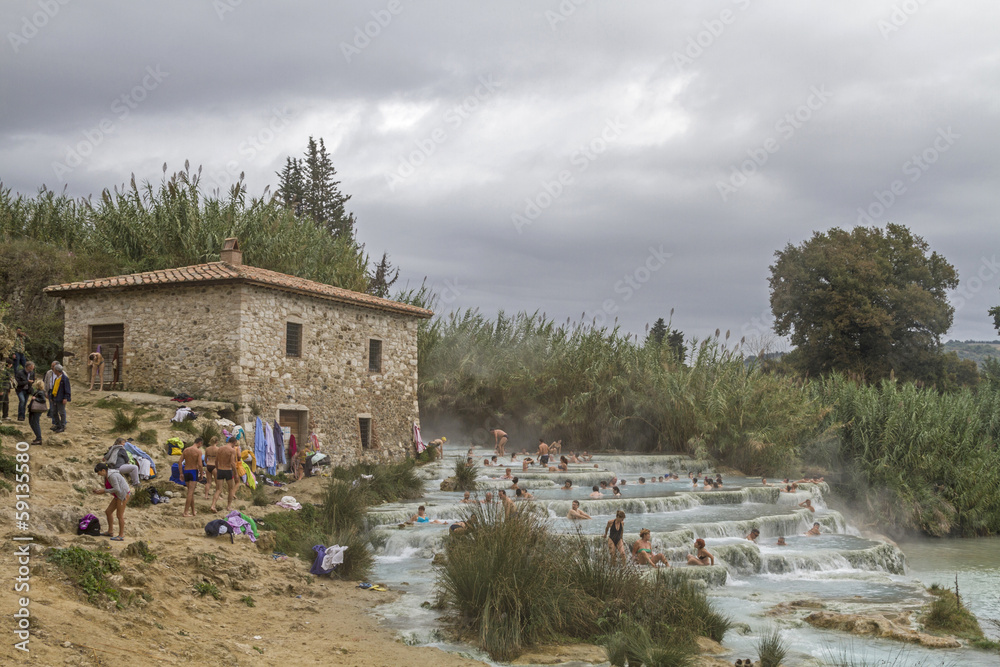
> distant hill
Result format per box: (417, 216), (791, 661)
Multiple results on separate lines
(943, 340), (1000, 367)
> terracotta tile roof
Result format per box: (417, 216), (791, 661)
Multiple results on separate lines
(43, 261), (433, 318)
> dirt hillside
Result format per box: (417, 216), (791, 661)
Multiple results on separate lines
(0, 391), (482, 667)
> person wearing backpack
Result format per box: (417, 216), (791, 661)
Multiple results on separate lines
(92, 462), (130, 540)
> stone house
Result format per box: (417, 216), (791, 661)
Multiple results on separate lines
(44, 239), (433, 465)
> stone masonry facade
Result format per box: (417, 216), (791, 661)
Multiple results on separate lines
(56, 280), (423, 465)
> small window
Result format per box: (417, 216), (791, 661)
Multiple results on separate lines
(359, 417), (372, 449)
(368, 339), (382, 372)
(286, 322), (302, 357)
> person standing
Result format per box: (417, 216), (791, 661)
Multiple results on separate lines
(12, 327), (27, 373)
(179, 438), (204, 517)
(27, 380), (47, 445)
(43, 361), (58, 429)
(50, 363), (70, 433)
(0, 358), (13, 422)
(211, 438), (238, 513)
(92, 463), (130, 541)
(203, 436), (220, 500)
(15, 361), (35, 422)
(491, 429), (508, 456)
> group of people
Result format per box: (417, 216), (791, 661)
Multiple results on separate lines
(1, 352), (72, 443)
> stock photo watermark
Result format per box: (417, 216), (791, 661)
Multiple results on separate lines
(672, 0), (752, 71)
(9, 439), (34, 652)
(716, 85), (832, 202)
(952, 255), (1000, 314)
(856, 126), (958, 225)
(591, 245), (673, 328)
(511, 117), (626, 233)
(340, 0), (406, 63)
(384, 74), (501, 191)
(7, 0), (72, 53)
(51, 65), (169, 179)
(205, 107), (295, 193)
(877, 0), (931, 40)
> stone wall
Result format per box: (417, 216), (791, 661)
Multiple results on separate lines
(58, 284), (243, 400)
(236, 284), (420, 466)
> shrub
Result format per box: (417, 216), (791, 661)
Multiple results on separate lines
(241, 595), (255, 607)
(257, 503), (373, 581)
(0, 445), (15, 476)
(251, 484), (270, 507)
(136, 428), (158, 446)
(757, 627), (788, 667)
(47, 547), (122, 604)
(923, 586), (995, 647)
(451, 460), (478, 492)
(319, 479), (368, 533)
(330, 459), (423, 504)
(110, 408), (140, 434)
(438, 505), (730, 662)
(171, 419), (199, 436)
(331, 526), (374, 580)
(121, 540), (156, 563)
(198, 421), (221, 446)
(194, 581), (221, 600)
(94, 396), (131, 411)
(0, 425), (27, 439)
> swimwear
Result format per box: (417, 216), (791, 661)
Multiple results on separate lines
(637, 548), (652, 554)
(449, 523), (462, 532)
(539, 455), (549, 465)
(183, 470), (198, 483)
(216, 469), (233, 480)
(416, 516), (429, 523)
(206, 465), (216, 473)
(608, 520), (624, 546)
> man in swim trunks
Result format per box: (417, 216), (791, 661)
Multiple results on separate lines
(203, 436), (219, 500)
(567, 500), (591, 520)
(806, 522), (822, 536)
(212, 438), (238, 512)
(179, 437), (204, 517)
(537, 438), (550, 466)
(491, 429), (508, 456)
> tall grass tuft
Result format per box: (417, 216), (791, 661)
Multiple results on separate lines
(135, 428), (158, 446)
(319, 479), (368, 533)
(110, 408), (140, 434)
(198, 420), (221, 446)
(451, 460), (478, 491)
(329, 459), (423, 504)
(438, 504), (729, 662)
(756, 626), (788, 667)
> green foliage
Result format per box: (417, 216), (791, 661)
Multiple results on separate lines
(923, 586), (996, 648)
(198, 421), (221, 447)
(438, 504), (728, 662)
(121, 540), (157, 563)
(756, 627), (788, 667)
(0, 425), (27, 438)
(258, 502), (373, 580)
(94, 397), (131, 411)
(251, 484), (270, 507)
(769, 224), (958, 383)
(170, 419), (199, 436)
(318, 480), (367, 533)
(47, 547), (122, 604)
(194, 581), (221, 600)
(419, 311), (822, 472)
(110, 408), (141, 434)
(451, 460), (479, 491)
(329, 459), (424, 504)
(0, 444), (15, 476)
(136, 428), (158, 446)
(811, 375), (1000, 536)
(942, 340), (1000, 368)
(130, 482), (173, 508)
(241, 595), (256, 607)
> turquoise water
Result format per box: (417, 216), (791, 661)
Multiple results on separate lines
(369, 449), (1000, 666)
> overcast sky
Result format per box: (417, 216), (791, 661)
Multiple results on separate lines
(2, 0), (999, 347)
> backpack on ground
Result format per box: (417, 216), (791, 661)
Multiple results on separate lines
(77, 514), (101, 536)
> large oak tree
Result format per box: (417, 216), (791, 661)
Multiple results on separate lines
(769, 224), (957, 382)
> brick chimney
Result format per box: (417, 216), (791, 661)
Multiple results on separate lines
(221, 237), (242, 266)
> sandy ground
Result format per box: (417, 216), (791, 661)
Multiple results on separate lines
(0, 392), (483, 667)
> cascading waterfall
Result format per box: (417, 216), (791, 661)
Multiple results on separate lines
(367, 447), (999, 666)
